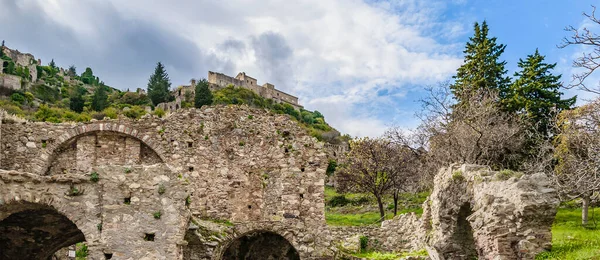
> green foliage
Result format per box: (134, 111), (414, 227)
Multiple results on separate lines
(153, 107), (165, 118)
(194, 78), (213, 108)
(359, 235), (369, 253)
(495, 169), (523, 181)
(124, 167), (132, 174)
(10, 92), (25, 105)
(503, 49), (576, 137)
(185, 195), (191, 206)
(158, 184), (166, 195)
(326, 159), (337, 176)
(326, 211), (393, 226)
(96, 223), (102, 231)
(31, 84), (60, 103)
(328, 195), (352, 207)
(102, 107), (118, 119)
(238, 141), (245, 146)
(123, 106), (147, 119)
(153, 211), (162, 219)
(147, 62), (173, 105)
(451, 21), (510, 108)
(90, 172), (99, 183)
(69, 86), (86, 113)
(67, 185), (82, 196)
(535, 207), (600, 259)
(91, 85), (108, 111)
(247, 114), (253, 119)
(120, 91), (151, 106)
(451, 171), (465, 181)
(67, 65), (77, 77)
(75, 243), (88, 258)
(81, 67), (96, 85)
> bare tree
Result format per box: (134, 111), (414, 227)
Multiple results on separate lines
(559, 5), (600, 94)
(554, 98), (600, 225)
(336, 137), (412, 220)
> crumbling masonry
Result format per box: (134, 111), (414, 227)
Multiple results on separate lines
(0, 107), (559, 259)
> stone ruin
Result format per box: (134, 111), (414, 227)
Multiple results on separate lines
(0, 107), (559, 259)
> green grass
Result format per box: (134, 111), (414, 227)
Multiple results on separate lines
(351, 249), (428, 259)
(536, 207), (600, 260)
(324, 186), (429, 226)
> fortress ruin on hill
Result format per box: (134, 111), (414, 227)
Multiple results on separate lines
(157, 71), (303, 112)
(0, 106), (560, 259)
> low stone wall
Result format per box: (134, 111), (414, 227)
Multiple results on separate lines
(0, 74), (22, 90)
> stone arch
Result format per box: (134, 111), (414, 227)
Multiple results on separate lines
(0, 202), (88, 260)
(218, 230), (300, 260)
(39, 123), (166, 175)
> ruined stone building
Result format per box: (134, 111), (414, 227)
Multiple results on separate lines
(0, 106), (560, 259)
(0, 46), (39, 91)
(158, 72), (303, 112)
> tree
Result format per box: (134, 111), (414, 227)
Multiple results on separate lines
(147, 62), (173, 106)
(81, 67), (95, 85)
(336, 137), (409, 220)
(554, 99), (600, 225)
(504, 49), (576, 138)
(69, 86), (86, 113)
(67, 65), (77, 77)
(91, 85), (108, 111)
(48, 59), (57, 69)
(559, 6), (600, 94)
(451, 21), (510, 108)
(194, 78), (213, 108)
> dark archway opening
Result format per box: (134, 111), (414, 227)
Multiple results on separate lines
(222, 231), (299, 260)
(450, 203), (477, 259)
(0, 204), (85, 260)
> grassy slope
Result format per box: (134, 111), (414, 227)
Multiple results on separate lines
(537, 207), (600, 260)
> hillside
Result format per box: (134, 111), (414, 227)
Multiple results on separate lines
(0, 44), (346, 144)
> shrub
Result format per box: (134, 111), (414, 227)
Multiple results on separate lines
(90, 172), (99, 182)
(123, 106), (146, 119)
(153, 211), (162, 219)
(359, 235), (369, 253)
(102, 107), (118, 119)
(326, 160), (337, 176)
(75, 243), (88, 257)
(158, 184), (166, 195)
(452, 170), (464, 181)
(153, 107), (165, 118)
(10, 92), (25, 105)
(328, 195), (351, 207)
(495, 169), (523, 181)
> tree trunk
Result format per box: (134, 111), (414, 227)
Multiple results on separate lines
(376, 196), (385, 222)
(582, 195), (590, 226)
(393, 190), (399, 216)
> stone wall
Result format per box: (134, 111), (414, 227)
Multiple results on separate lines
(0, 74), (23, 91)
(0, 105), (331, 259)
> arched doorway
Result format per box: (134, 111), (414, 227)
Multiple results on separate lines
(0, 203), (86, 260)
(221, 231), (299, 260)
(451, 203), (477, 259)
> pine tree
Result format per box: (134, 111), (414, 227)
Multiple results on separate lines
(67, 65), (77, 77)
(91, 85), (108, 111)
(504, 49), (576, 137)
(69, 86), (86, 113)
(147, 62), (173, 106)
(451, 21), (510, 107)
(194, 78), (213, 108)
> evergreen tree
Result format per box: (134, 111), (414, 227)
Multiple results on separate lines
(91, 85), (108, 111)
(451, 21), (510, 107)
(81, 67), (95, 85)
(67, 65), (77, 77)
(49, 59), (57, 69)
(194, 78), (213, 108)
(147, 62), (173, 106)
(69, 86), (86, 113)
(504, 49), (576, 137)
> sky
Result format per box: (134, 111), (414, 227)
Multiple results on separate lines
(0, 0), (598, 137)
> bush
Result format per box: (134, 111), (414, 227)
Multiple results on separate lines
(359, 235), (369, 253)
(10, 92), (25, 105)
(153, 107), (165, 118)
(90, 172), (99, 182)
(326, 160), (337, 176)
(102, 107), (118, 119)
(123, 106), (146, 119)
(328, 195), (351, 207)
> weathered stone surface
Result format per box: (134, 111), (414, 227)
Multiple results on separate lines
(0, 105), (559, 259)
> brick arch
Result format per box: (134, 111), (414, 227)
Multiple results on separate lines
(211, 224), (304, 260)
(39, 122), (166, 175)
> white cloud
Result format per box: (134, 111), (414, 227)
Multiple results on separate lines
(21, 0), (466, 137)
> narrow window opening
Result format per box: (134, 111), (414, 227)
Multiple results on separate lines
(104, 253), (113, 259)
(299, 194), (304, 198)
(301, 167), (305, 172)
(189, 166), (194, 172)
(144, 233), (155, 241)
(248, 205), (252, 209)
(188, 141), (193, 148)
(124, 197), (131, 205)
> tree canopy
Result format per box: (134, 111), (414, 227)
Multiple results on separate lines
(147, 62), (173, 106)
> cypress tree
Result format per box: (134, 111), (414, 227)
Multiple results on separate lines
(451, 21), (510, 107)
(504, 49), (576, 137)
(147, 62), (173, 106)
(194, 78), (213, 108)
(69, 86), (86, 113)
(91, 85), (108, 111)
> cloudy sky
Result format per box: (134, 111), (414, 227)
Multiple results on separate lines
(0, 0), (598, 137)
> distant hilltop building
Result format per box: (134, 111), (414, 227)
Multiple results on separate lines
(158, 71), (303, 111)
